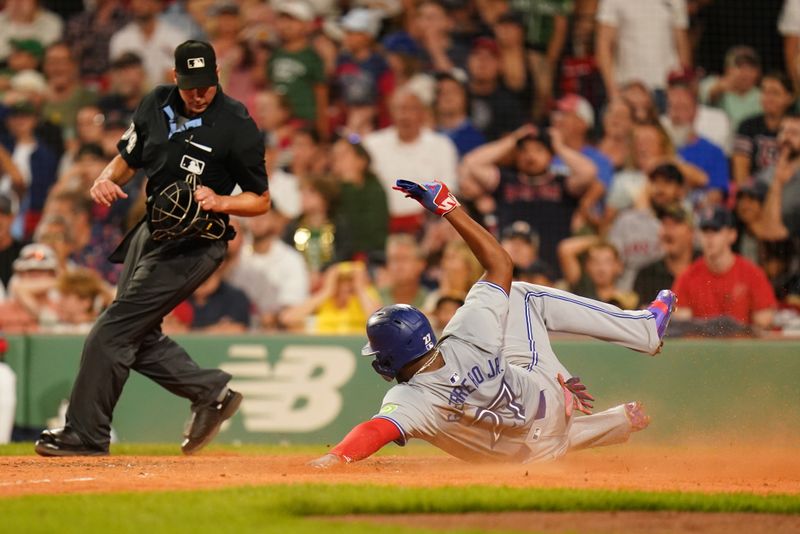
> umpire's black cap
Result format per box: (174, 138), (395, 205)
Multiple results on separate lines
(174, 40), (218, 90)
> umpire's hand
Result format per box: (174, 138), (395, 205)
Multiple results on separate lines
(91, 177), (129, 207)
(194, 185), (222, 212)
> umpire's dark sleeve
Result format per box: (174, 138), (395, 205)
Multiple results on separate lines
(116, 92), (153, 169)
(227, 117), (268, 195)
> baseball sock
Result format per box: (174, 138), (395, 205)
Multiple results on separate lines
(216, 387), (229, 403)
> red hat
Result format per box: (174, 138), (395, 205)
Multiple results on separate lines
(471, 37), (499, 57)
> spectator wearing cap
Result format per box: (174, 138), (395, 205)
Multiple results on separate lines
(4, 69), (66, 160)
(550, 93), (614, 190)
(608, 163), (687, 291)
(699, 46), (763, 132)
(334, 8), (394, 129)
(97, 53), (147, 126)
(0, 0), (63, 63)
(633, 203), (698, 306)
(733, 181), (789, 267)
(6, 242), (59, 317)
(1, 39), (45, 85)
(661, 77), (730, 204)
(663, 68), (732, 155)
(330, 135), (389, 260)
(461, 124), (597, 273)
(363, 86), (458, 234)
(500, 220), (555, 279)
(434, 72), (485, 157)
(41, 43), (99, 144)
(381, 32), (425, 88)
(672, 207), (776, 328)
(64, 0), (130, 80)
(0, 194), (25, 293)
(1, 100), (59, 240)
(268, 1), (328, 139)
(559, 236), (638, 309)
(377, 233), (430, 308)
(595, 0), (691, 104)
(732, 72), (796, 186)
(467, 36), (530, 140)
(758, 113), (800, 239)
(109, 0), (189, 88)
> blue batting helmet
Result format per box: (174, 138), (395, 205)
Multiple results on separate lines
(361, 304), (437, 381)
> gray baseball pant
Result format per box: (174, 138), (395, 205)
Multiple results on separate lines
(501, 282), (659, 459)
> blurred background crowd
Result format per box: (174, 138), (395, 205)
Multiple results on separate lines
(0, 0), (799, 338)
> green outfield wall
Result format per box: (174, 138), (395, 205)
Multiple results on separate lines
(4, 335), (800, 444)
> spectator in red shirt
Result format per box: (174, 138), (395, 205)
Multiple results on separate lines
(672, 207), (776, 328)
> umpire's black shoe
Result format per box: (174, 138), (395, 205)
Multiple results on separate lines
(181, 389), (243, 455)
(34, 427), (109, 457)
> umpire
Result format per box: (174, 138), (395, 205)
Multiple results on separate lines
(35, 41), (270, 456)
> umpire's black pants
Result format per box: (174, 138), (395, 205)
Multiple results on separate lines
(65, 222), (231, 450)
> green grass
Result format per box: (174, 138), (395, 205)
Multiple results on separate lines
(1, 483), (799, 534)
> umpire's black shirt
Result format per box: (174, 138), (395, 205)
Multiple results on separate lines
(117, 84), (268, 199)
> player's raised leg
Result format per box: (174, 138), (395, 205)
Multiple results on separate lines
(504, 282), (675, 360)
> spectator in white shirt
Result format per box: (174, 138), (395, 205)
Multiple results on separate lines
(226, 210), (310, 331)
(109, 0), (188, 88)
(595, 0), (690, 104)
(363, 86), (458, 234)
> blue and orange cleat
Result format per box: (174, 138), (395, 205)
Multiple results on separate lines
(647, 289), (677, 341)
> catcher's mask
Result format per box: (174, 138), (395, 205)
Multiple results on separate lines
(361, 304), (437, 381)
(148, 179), (227, 241)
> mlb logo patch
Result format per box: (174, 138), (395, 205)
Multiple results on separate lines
(449, 373), (460, 385)
(187, 57), (205, 69)
(180, 155), (205, 175)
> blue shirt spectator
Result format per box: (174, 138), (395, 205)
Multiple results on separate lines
(679, 136), (730, 194)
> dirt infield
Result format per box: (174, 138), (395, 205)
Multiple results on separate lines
(1, 443), (798, 498)
(331, 511), (800, 534)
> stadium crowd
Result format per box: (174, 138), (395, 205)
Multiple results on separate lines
(0, 0), (799, 339)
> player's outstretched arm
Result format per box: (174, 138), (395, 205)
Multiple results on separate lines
(308, 418), (402, 468)
(393, 179), (512, 295)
